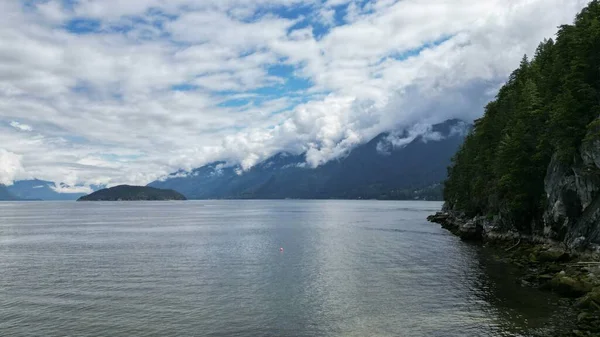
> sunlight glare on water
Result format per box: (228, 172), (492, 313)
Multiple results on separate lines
(0, 200), (569, 337)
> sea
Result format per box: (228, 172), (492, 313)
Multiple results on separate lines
(0, 200), (572, 337)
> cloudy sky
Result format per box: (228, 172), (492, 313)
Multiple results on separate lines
(0, 0), (589, 191)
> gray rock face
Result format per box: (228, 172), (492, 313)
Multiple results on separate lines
(543, 118), (600, 249)
(458, 217), (484, 241)
(543, 154), (581, 241)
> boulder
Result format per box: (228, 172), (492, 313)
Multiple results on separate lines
(575, 287), (600, 310)
(551, 275), (594, 297)
(427, 212), (449, 223)
(537, 248), (570, 263)
(458, 218), (483, 241)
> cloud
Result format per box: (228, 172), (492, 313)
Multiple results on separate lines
(376, 123), (442, 154)
(0, 0), (590, 187)
(10, 121), (33, 132)
(51, 184), (93, 194)
(0, 149), (25, 185)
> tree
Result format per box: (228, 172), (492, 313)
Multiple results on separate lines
(444, 1), (600, 234)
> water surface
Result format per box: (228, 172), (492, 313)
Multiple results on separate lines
(0, 200), (570, 336)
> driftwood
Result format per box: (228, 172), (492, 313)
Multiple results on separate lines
(505, 238), (521, 252)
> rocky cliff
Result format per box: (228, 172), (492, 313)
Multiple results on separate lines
(436, 1), (600, 254)
(430, 118), (600, 253)
(544, 118), (600, 249)
(429, 120), (600, 336)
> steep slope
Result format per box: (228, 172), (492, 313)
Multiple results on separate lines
(78, 185), (186, 201)
(441, 1), (600, 249)
(150, 119), (469, 200)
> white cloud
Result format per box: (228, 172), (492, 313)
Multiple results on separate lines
(51, 184), (93, 194)
(378, 124), (441, 152)
(0, 149), (25, 185)
(0, 0), (590, 187)
(318, 8), (337, 26)
(10, 121), (33, 132)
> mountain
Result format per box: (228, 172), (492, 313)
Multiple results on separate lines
(78, 185), (186, 201)
(442, 1), (600, 248)
(6, 179), (102, 201)
(0, 185), (20, 201)
(149, 119), (470, 200)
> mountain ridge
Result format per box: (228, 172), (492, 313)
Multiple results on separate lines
(0, 184), (20, 201)
(149, 119), (470, 200)
(6, 179), (93, 201)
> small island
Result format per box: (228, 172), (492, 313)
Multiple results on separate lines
(77, 185), (186, 201)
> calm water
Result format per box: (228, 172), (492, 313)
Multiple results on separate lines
(0, 200), (570, 337)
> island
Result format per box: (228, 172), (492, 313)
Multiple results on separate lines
(77, 185), (187, 201)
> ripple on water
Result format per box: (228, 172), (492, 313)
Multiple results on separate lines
(0, 200), (572, 337)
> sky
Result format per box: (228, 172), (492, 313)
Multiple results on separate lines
(0, 0), (590, 192)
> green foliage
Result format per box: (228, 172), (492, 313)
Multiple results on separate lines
(444, 1), (600, 232)
(584, 118), (600, 142)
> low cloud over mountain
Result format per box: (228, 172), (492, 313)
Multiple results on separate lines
(150, 119), (468, 200)
(0, 0), (589, 187)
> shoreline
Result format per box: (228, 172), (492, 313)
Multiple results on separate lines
(428, 211), (600, 337)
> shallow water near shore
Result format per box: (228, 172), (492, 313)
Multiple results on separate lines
(0, 200), (573, 336)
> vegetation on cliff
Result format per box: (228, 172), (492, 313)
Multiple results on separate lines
(444, 1), (600, 238)
(436, 5), (600, 333)
(78, 185), (186, 201)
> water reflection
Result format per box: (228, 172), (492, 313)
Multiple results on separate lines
(469, 246), (575, 336)
(0, 200), (572, 337)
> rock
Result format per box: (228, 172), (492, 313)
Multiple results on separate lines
(541, 264), (564, 274)
(575, 296), (592, 309)
(577, 312), (589, 322)
(543, 154), (579, 241)
(575, 287), (600, 310)
(458, 218), (483, 241)
(542, 125), (600, 249)
(427, 212), (450, 224)
(521, 279), (532, 287)
(538, 274), (555, 282)
(551, 275), (593, 297)
(427, 212), (464, 234)
(571, 329), (585, 336)
(529, 253), (538, 263)
(537, 248), (570, 262)
(587, 273), (597, 283)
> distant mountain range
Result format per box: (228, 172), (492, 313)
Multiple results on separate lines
(0, 184), (20, 201)
(149, 119), (470, 200)
(4, 179), (105, 201)
(0, 119), (469, 202)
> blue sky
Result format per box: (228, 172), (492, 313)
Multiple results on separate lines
(0, 0), (589, 190)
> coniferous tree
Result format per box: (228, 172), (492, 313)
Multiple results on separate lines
(444, 1), (600, 236)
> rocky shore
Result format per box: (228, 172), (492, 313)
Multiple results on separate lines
(428, 211), (600, 337)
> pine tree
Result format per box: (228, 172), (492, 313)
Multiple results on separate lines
(444, 1), (600, 233)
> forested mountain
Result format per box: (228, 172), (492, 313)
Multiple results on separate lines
(444, 1), (600, 247)
(150, 119), (469, 200)
(78, 185), (186, 201)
